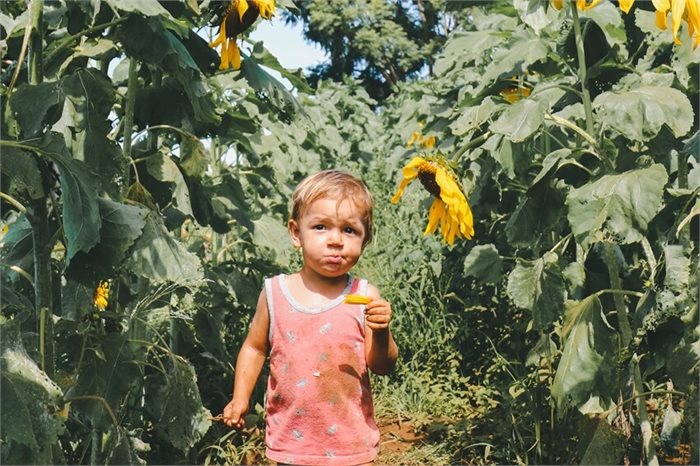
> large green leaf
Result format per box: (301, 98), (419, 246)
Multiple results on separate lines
(476, 33), (549, 94)
(103, 0), (170, 17)
(126, 210), (203, 283)
(0, 320), (65, 464)
(551, 295), (617, 412)
(506, 252), (565, 330)
(463, 244), (502, 284)
(490, 98), (546, 143)
(592, 86), (694, 141)
(58, 68), (121, 191)
(505, 183), (565, 247)
(433, 30), (507, 75)
(513, 0), (557, 34)
(450, 97), (499, 136)
(65, 198), (148, 287)
(144, 357), (211, 452)
(566, 164), (668, 249)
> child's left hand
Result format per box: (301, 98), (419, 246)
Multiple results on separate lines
(364, 299), (392, 331)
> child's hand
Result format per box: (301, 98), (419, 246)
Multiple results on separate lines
(222, 398), (248, 429)
(364, 299), (392, 331)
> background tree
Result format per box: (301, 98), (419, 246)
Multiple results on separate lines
(284, 0), (473, 101)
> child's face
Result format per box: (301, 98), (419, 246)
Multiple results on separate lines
(289, 196), (366, 279)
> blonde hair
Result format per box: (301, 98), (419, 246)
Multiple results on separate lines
(290, 169), (374, 246)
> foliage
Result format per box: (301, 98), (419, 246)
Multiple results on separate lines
(1, 0), (698, 464)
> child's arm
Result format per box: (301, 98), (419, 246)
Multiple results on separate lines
(364, 283), (399, 375)
(223, 289), (270, 428)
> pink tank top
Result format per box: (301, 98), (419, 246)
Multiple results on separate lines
(264, 274), (380, 465)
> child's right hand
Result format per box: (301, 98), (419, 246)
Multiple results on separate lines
(222, 398), (248, 429)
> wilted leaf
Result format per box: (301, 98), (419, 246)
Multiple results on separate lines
(463, 244), (502, 283)
(1, 320), (65, 464)
(145, 357), (211, 452)
(593, 86), (693, 141)
(506, 252), (565, 330)
(566, 164), (667, 249)
(551, 295), (617, 412)
(179, 135), (208, 178)
(66, 334), (139, 431)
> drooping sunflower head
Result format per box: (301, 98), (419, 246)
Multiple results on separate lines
(93, 280), (110, 311)
(391, 155), (474, 244)
(209, 0), (276, 70)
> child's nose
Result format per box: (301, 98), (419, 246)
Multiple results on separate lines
(327, 229), (343, 245)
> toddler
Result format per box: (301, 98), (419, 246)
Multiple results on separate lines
(223, 169), (399, 465)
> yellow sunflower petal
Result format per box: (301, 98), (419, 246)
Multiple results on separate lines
(619, 0), (635, 14)
(255, 0), (276, 19)
(345, 294), (372, 305)
(424, 198), (444, 236)
(551, 0), (564, 10)
(237, 0), (249, 21)
(229, 39), (241, 69)
(672, 0), (687, 44)
(686, 0), (700, 48)
(653, 0), (670, 29)
(209, 21), (227, 48)
(391, 157), (427, 203)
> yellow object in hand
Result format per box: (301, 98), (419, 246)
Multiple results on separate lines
(344, 294), (371, 305)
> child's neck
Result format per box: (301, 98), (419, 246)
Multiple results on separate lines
(288, 268), (350, 307)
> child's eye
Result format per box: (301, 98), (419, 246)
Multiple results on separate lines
(343, 227), (356, 234)
(313, 224), (326, 230)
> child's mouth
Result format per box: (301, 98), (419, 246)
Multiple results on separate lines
(324, 255), (343, 264)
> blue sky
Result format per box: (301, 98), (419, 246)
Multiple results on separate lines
(249, 15), (328, 71)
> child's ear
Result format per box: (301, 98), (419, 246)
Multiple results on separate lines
(288, 219), (302, 248)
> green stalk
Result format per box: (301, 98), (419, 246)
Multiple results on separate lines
(122, 58), (138, 191)
(632, 354), (659, 466)
(604, 243), (658, 465)
(26, 0), (55, 377)
(603, 243), (632, 345)
(569, 2), (595, 138)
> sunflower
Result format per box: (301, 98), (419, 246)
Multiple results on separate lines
(209, 0), (276, 70)
(391, 155), (474, 245)
(551, 0), (700, 48)
(93, 280), (110, 311)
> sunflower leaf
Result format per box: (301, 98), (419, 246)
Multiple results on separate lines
(506, 252), (565, 330)
(551, 295), (617, 412)
(566, 164), (667, 249)
(490, 99), (546, 143)
(593, 86), (693, 141)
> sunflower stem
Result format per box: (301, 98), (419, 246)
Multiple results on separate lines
(122, 58), (138, 191)
(569, 2), (595, 139)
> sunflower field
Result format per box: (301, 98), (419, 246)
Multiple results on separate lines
(1, 0), (698, 464)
